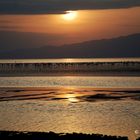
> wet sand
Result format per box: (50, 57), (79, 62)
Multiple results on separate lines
(0, 87), (140, 102)
(0, 87), (140, 140)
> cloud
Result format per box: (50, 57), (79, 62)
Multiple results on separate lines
(0, 0), (140, 14)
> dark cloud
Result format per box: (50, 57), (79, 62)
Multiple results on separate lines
(0, 0), (140, 14)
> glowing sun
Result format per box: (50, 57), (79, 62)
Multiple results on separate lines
(62, 11), (77, 21)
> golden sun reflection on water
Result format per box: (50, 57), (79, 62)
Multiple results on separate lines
(58, 87), (80, 103)
(0, 87), (139, 140)
(65, 94), (79, 103)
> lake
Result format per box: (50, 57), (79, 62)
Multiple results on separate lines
(0, 76), (140, 88)
(0, 58), (140, 63)
(0, 58), (140, 140)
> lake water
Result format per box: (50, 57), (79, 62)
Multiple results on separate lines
(0, 76), (140, 88)
(0, 58), (140, 140)
(0, 58), (140, 63)
(0, 100), (139, 140)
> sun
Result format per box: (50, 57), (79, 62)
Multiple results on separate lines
(62, 11), (77, 21)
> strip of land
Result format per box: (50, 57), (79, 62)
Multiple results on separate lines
(0, 62), (140, 76)
(0, 131), (129, 140)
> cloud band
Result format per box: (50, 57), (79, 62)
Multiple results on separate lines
(0, 0), (140, 14)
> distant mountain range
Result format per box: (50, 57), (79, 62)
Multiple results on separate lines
(0, 33), (140, 58)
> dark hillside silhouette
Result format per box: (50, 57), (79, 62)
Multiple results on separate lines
(0, 33), (140, 58)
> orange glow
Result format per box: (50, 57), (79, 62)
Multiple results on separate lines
(0, 7), (140, 45)
(64, 94), (79, 103)
(62, 11), (78, 21)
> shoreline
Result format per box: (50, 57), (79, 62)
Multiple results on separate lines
(0, 87), (139, 102)
(1, 87), (140, 92)
(0, 87), (140, 90)
(0, 87), (139, 140)
(0, 131), (130, 140)
(0, 72), (140, 77)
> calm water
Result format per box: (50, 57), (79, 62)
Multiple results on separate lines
(0, 58), (140, 140)
(0, 76), (140, 88)
(0, 58), (140, 63)
(0, 100), (139, 140)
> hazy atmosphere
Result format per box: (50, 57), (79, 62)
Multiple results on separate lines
(0, 0), (140, 58)
(0, 1), (140, 140)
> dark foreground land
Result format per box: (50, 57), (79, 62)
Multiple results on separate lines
(0, 131), (131, 140)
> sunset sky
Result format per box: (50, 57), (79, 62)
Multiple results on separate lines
(0, 0), (140, 50)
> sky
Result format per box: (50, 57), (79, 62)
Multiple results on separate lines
(0, 0), (140, 49)
(0, 0), (140, 14)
